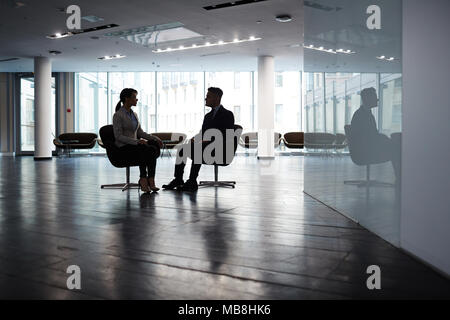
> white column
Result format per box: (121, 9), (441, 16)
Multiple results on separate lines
(257, 56), (275, 159)
(34, 57), (52, 160)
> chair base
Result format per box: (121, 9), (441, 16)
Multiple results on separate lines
(344, 180), (394, 188)
(101, 183), (140, 191)
(199, 181), (236, 188)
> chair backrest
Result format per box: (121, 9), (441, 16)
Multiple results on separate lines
(239, 132), (258, 148)
(344, 124), (364, 165)
(151, 132), (186, 143)
(233, 125), (243, 153)
(284, 132), (304, 144)
(99, 125), (115, 148)
(239, 131), (281, 148)
(100, 124), (120, 157)
(274, 132), (282, 147)
(58, 132), (97, 144)
(334, 133), (347, 149)
(304, 132), (336, 148)
(335, 133), (346, 144)
(216, 124), (242, 166)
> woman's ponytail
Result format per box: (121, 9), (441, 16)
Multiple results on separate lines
(115, 101), (122, 112)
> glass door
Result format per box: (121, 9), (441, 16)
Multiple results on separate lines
(18, 76), (56, 154)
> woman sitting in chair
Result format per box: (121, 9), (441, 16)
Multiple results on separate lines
(113, 88), (163, 192)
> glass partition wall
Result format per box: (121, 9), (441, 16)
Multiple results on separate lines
(303, 0), (403, 246)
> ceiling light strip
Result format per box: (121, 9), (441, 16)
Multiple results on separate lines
(303, 44), (355, 55)
(152, 37), (261, 53)
(376, 55), (396, 61)
(98, 54), (126, 60)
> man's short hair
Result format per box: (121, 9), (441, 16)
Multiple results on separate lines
(208, 87), (223, 99)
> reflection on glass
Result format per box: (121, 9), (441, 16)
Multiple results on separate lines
(325, 77), (334, 133)
(380, 74), (402, 136)
(303, 0), (402, 247)
(313, 73), (324, 132)
(346, 74), (361, 125)
(20, 77), (56, 152)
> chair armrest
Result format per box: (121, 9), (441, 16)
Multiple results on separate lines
(97, 138), (105, 149)
(53, 139), (64, 147)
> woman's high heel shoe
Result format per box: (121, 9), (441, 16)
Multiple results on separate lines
(147, 177), (160, 192)
(139, 177), (151, 193)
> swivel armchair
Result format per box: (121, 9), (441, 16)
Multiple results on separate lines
(199, 125), (243, 188)
(99, 125), (158, 191)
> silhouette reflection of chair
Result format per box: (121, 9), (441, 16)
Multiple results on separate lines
(344, 125), (394, 187)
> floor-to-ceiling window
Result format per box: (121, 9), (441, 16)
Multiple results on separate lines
(380, 73), (402, 135)
(206, 71), (254, 133)
(75, 71), (304, 153)
(109, 72), (156, 133)
(274, 71), (301, 135)
(305, 72), (391, 135)
(19, 77), (56, 153)
(75, 73), (108, 134)
(345, 73), (361, 125)
(156, 72), (204, 138)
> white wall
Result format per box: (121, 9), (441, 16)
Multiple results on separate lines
(401, 0), (450, 276)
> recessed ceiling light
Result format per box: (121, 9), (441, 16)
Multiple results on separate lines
(47, 24), (118, 40)
(376, 55), (396, 61)
(98, 54), (126, 60)
(275, 15), (292, 23)
(153, 36), (262, 53)
(47, 32), (73, 39)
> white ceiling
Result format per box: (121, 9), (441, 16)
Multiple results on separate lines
(0, 0), (304, 72)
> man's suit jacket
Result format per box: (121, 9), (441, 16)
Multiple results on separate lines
(195, 105), (235, 163)
(112, 107), (156, 148)
(201, 105), (235, 136)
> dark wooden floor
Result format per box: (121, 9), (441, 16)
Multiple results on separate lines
(0, 155), (449, 299)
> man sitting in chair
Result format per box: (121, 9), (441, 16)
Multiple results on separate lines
(351, 87), (401, 180)
(162, 87), (235, 192)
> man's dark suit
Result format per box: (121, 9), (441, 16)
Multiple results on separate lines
(174, 105), (235, 181)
